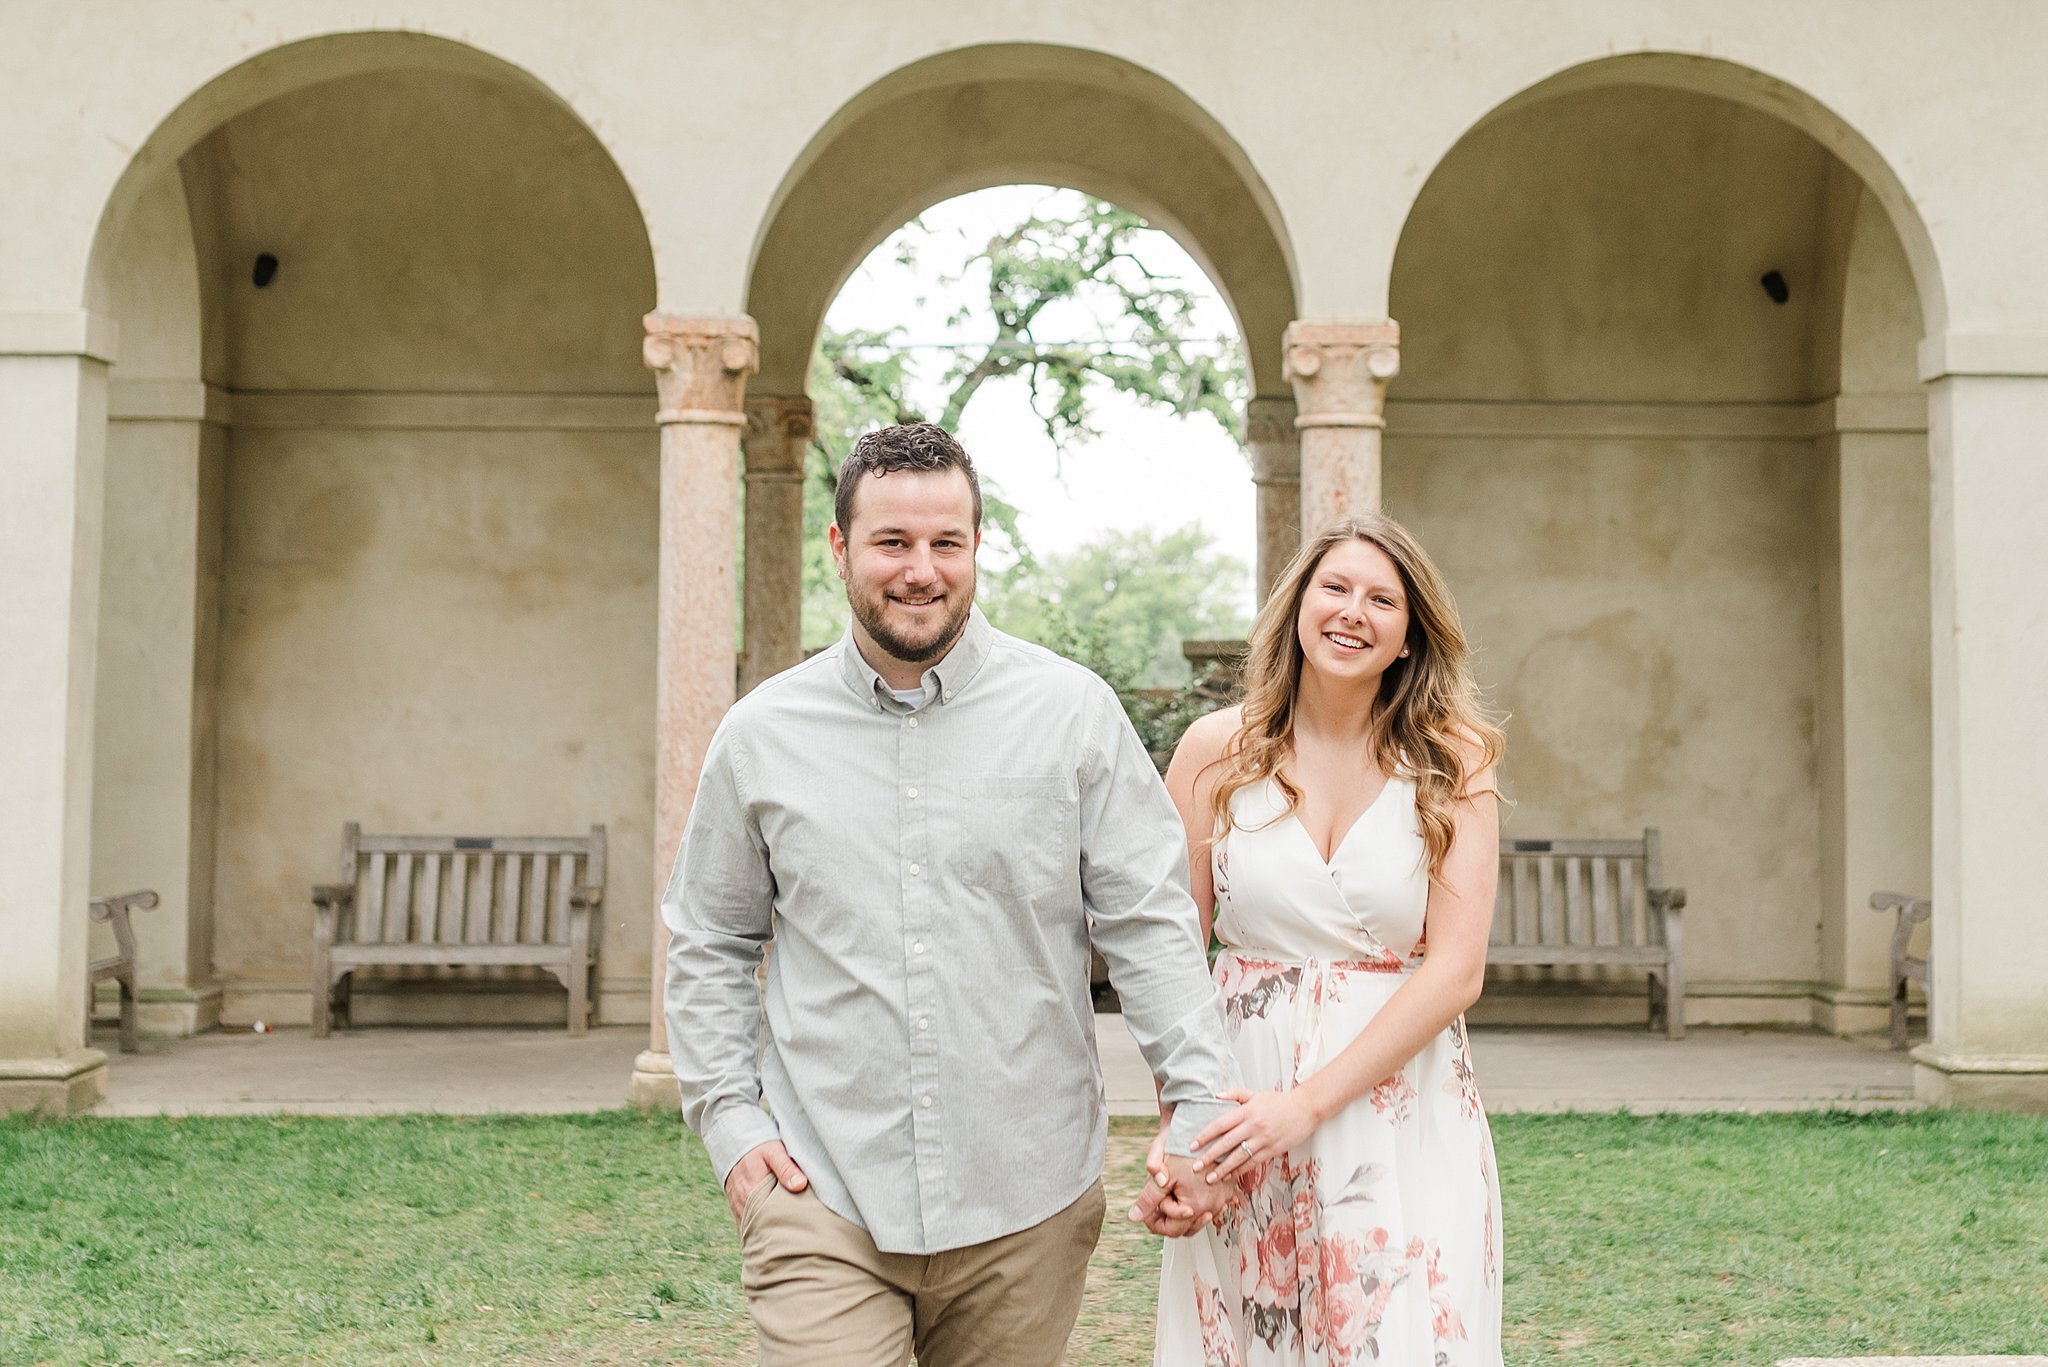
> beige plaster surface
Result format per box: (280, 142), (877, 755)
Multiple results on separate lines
(1389, 435), (1827, 992)
(0, 353), (108, 1066)
(207, 427), (659, 1017)
(1925, 374), (2048, 1072)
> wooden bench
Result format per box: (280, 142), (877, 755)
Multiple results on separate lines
(1869, 891), (1930, 1050)
(1489, 830), (1688, 1038)
(88, 889), (159, 1054)
(312, 824), (606, 1038)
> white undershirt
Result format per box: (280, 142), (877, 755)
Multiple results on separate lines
(888, 685), (926, 709)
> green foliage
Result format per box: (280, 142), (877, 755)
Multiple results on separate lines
(983, 524), (1250, 689)
(926, 197), (1244, 444)
(800, 193), (1249, 653)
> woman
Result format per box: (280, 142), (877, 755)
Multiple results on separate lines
(1152, 515), (1505, 1367)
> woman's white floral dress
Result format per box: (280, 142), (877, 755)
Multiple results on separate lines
(1155, 775), (1502, 1367)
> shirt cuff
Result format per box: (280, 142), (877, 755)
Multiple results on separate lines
(700, 1102), (784, 1184)
(1164, 1096), (1233, 1158)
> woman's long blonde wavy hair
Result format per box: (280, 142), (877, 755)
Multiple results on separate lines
(1207, 514), (1504, 882)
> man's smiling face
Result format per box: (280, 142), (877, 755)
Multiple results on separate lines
(829, 466), (981, 671)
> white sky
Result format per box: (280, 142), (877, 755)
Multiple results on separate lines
(823, 186), (1256, 611)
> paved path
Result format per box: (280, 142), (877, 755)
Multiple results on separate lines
(92, 1017), (1915, 1118)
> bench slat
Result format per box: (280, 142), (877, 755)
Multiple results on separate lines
(355, 834), (599, 856)
(1488, 945), (1670, 967)
(330, 943), (579, 968)
(392, 852), (415, 943)
(1591, 855), (1613, 946)
(475, 852), (495, 943)
(1617, 857), (1638, 946)
(1565, 855), (1587, 946)
(553, 853), (574, 944)
(365, 851), (387, 942)
(1512, 856), (1535, 946)
(420, 853), (444, 941)
(521, 853), (544, 943)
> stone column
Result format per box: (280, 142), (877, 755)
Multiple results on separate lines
(1245, 397), (1301, 603)
(1283, 320), (1400, 530)
(740, 396), (813, 693)
(629, 313), (758, 1112)
(1813, 395), (1931, 1035)
(0, 311), (114, 1114)
(95, 381), (228, 1038)
(1916, 341), (2048, 1109)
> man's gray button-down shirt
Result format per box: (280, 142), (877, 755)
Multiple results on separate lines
(663, 609), (1238, 1255)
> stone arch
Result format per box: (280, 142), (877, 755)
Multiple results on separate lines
(82, 31), (663, 1035)
(1382, 56), (1938, 1037)
(744, 42), (1299, 400)
(1415, 52), (1945, 335)
(82, 30), (637, 317)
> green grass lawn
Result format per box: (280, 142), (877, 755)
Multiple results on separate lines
(2, 1110), (2043, 1365)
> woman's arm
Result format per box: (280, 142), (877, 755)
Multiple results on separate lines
(1191, 754), (1500, 1182)
(1162, 705), (1239, 947)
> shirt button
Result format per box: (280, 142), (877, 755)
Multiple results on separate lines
(912, 941), (925, 954)
(917, 1017), (929, 1031)
(906, 786), (918, 799)
(906, 717), (919, 729)
(920, 1095), (933, 1109)
(908, 863), (921, 876)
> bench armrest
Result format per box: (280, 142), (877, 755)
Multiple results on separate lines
(1869, 891), (1931, 924)
(1647, 886), (1687, 913)
(312, 883), (357, 909)
(568, 883), (604, 910)
(89, 889), (160, 922)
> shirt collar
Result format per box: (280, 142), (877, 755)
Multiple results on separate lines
(836, 607), (995, 710)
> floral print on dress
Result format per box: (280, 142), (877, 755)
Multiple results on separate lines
(1368, 1071), (1418, 1123)
(1158, 778), (1501, 1366)
(1218, 955), (1303, 1031)
(1158, 946), (1504, 1366)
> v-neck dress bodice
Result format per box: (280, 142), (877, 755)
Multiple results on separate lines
(1155, 773), (1503, 1367)
(1211, 775), (1429, 968)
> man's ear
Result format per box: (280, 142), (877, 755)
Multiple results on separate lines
(828, 522), (849, 579)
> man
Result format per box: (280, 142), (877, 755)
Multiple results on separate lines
(664, 423), (1240, 1365)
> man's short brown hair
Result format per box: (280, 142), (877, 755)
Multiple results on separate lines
(833, 423), (983, 533)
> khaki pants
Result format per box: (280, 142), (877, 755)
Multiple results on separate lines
(737, 1178), (1105, 1367)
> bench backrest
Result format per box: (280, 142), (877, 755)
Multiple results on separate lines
(1491, 830), (1664, 951)
(336, 824), (606, 947)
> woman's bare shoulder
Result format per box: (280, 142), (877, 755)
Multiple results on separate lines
(1176, 704), (1244, 763)
(1165, 704), (1243, 793)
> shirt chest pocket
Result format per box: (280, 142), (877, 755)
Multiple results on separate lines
(950, 774), (1075, 901)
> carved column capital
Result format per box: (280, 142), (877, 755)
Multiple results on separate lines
(743, 395), (814, 480)
(1282, 321), (1400, 430)
(643, 313), (759, 427)
(1244, 397), (1301, 484)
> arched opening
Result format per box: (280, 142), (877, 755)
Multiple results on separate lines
(86, 36), (660, 1036)
(736, 44), (1300, 694)
(1386, 65), (1937, 1033)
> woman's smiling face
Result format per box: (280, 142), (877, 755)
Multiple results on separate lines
(1295, 537), (1412, 685)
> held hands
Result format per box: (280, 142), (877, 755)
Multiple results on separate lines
(1189, 1086), (1321, 1186)
(1128, 1126), (1242, 1237)
(722, 1139), (808, 1225)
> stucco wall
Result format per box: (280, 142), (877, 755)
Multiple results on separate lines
(1384, 84), (1882, 1018)
(190, 70), (659, 1023)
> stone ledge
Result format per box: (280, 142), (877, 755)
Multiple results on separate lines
(0, 1049), (110, 1116)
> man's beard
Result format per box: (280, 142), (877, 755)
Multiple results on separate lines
(848, 576), (975, 666)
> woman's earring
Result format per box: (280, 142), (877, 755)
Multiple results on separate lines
(1399, 648), (1410, 658)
